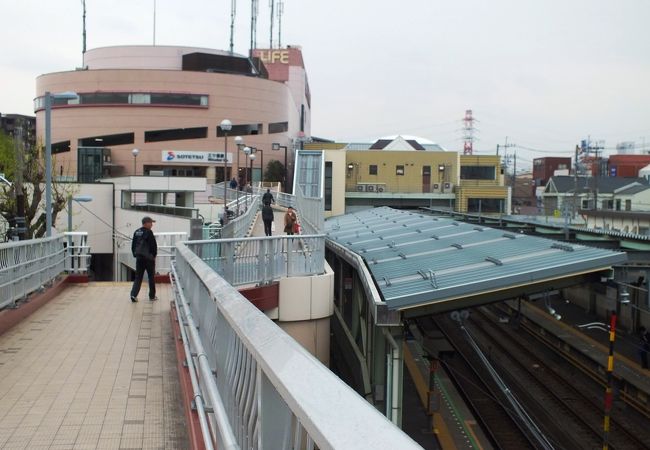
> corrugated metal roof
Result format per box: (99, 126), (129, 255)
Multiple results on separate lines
(325, 207), (628, 310)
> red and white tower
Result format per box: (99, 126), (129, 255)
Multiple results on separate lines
(462, 109), (475, 155)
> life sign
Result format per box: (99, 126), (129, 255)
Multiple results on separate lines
(258, 50), (289, 64)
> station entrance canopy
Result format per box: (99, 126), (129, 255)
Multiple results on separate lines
(325, 207), (627, 316)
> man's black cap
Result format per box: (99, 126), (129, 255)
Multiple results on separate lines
(142, 216), (156, 224)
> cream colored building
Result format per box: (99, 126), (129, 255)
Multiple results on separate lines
(307, 137), (509, 216)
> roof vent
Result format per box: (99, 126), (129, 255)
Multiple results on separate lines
(551, 243), (574, 252)
(502, 233), (516, 239)
(431, 234), (439, 240)
(474, 227), (484, 232)
(451, 243), (463, 249)
(485, 256), (503, 266)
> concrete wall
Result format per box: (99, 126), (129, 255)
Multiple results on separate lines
(53, 183), (114, 254)
(265, 263), (334, 365)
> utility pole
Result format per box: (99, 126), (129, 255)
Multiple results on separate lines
(499, 137), (516, 213)
(14, 123), (26, 240)
(584, 137), (604, 210)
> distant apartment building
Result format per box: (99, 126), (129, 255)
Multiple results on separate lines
(607, 155), (650, 178)
(35, 45), (310, 185)
(533, 157), (572, 187)
(0, 113), (36, 150)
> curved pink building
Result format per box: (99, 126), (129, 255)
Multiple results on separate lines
(35, 45), (311, 184)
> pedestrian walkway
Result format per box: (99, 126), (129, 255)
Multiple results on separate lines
(250, 209), (287, 237)
(0, 282), (188, 450)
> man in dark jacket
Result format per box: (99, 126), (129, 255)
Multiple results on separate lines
(130, 216), (158, 302)
(262, 204), (274, 236)
(262, 189), (275, 206)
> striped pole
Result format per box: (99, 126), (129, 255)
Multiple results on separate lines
(602, 311), (617, 450)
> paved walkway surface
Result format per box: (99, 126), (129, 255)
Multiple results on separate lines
(0, 282), (188, 450)
(250, 209), (288, 237)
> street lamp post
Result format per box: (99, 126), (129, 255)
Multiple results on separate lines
(45, 91), (78, 237)
(220, 119), (232, 203)
(67, 195), (93, 233)
(234, 136), (243, 214)
(234, 136), (243, 183)
(131, 148), (139, 175)
(272, 143), (288, 192)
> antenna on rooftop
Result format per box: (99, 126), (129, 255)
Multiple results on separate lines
(229, 0), (236, 54)
(277, 0), (284, 47)
(153, 0), (157, 46)
(269, 0), (275, 48)
(81, 0), (87, 55)
(250, 0), (258, 54)
(462, 109), (476, 155)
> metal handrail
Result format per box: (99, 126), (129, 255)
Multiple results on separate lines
(0, 235), (66, 309)
(186, 234), (326, 286)
(222, 196), (260, 239)
(172, 242), (422, 449)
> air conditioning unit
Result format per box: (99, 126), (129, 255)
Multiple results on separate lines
(432, 183), (441, 192)
(149, 170), (164, 177)
(376, 185), (385, 193)
(356, 184), (365, 192)
(366, 184), (375, 192)
(443, 182), (454, 192)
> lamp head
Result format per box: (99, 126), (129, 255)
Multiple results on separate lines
(220, 119), (233, 132)
(234, 136), (243, 146)
(249, 153), (257, 161)
(132, 148), (140, 157)
(243, 146), (251, 155)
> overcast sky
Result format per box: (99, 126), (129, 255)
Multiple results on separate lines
(2, 0), (649, 169)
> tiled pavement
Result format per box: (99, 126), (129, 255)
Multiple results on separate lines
(0, 282), (188, 450)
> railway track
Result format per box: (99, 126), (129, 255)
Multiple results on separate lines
(418, 316), (539, 449)
(466, 306), (650, 450)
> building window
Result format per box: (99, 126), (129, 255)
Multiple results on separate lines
(324, 162), (332, 211)
(603, 200), (614, 210)
(34, 92), (209, 111)
(217, 123), (262, 137)
(52, 140), (71, 154)
(369, 165), (378, 175)
(396, 165), (404, 176)
(268, 121), (289, 134)
(460, 166), (496, 180)
(145, 127), (208, 143)
(581, 199), (590, 209)
(79, 132), (134, 147)
(625, 200), (632, 211)
(615, 199), (621, 211)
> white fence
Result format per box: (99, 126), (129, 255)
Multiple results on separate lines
(185, 235), (325, 286)
(0, 236), (65, 309)
(170, 242), (421, 450)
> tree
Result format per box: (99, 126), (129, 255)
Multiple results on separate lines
(264, 159), (285, 183)
(0, 129), (69, 240)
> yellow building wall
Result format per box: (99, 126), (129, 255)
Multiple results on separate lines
(457, 155), (508, 212)
(345, 151), (459, 193)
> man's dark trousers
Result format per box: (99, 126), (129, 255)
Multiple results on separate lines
(263, 220), (272, 236)
(130, 257), (156, 300)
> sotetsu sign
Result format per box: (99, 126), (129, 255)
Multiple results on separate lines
(161, 150), (232, 163)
